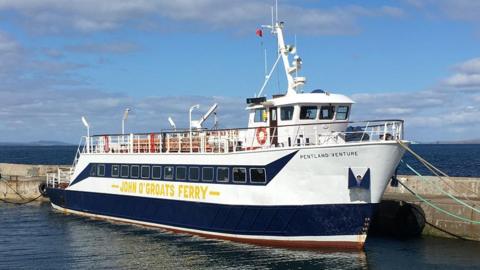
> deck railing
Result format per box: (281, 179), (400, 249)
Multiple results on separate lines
(46, 168), (72, 188)
(78, 120), (404, 155)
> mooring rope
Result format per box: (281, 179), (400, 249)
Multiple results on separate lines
(396, 179), (480, 224)
(402, 160), (480, 215)
(0, 176), (43, 205)
(395, 140), (480, 224)
(397, 140), (477, 198)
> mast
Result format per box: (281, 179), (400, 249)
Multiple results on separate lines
(259, 2), (305, 97)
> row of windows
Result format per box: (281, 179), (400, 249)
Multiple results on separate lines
(254, 105), (349, 123)
(90, 164), (267, 184)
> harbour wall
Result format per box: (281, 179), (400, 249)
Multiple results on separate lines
(381, 175), (480, 241)
(0, 163), (69, 202)
(1, 162), (480, 241)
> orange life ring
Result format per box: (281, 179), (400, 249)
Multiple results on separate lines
(256, 127), (267, 145)
(103, 135), (110, 153)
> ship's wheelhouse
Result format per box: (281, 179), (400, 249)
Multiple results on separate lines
(246, 90), (354, 148)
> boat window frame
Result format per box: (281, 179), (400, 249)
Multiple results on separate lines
(152, 166), (162, 179)
(141, 165), (150, 179)
(120, 165), (129, 178)
(250, 168), (267, 184)
(189, 167), (200, 181)
(131, 165), (140, 179)
(253, 108), (267, 123)
(216, 167), (229, 183)
(232, 167), (247, 183)
(176, 166), (187, 180)
(90, 164), (97, 176)
(335, 105), (350, 120)
(319, 105), (335, 120)
(299, 105), (318, 120)
(111, 165), (119, 177)
(164, 166), (174, 180)
(97, 164), (105, 177)
(280, 106), (294, 121)
(202, 167), (214, 182)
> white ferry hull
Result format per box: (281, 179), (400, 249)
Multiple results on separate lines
(47, 141), (405, 249)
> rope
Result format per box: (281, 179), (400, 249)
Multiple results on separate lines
(396, 180), (480, 224)
(0, 176), (43, 205)
(1, 177), (27, 200)
(397, 140), (477, 198)
(402, 160), (480, 215)
(0, 194), (43, 205)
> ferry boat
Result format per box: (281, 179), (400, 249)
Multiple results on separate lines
(46, 15), (406, 249)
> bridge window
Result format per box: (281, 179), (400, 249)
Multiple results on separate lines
(233, 167), (246, 183)
(141, 166), (150, 179)
(254, 108), (267, 122)
(164, 166), (174, 180)
(300, 106), (317, 120)
(152, 166), (161, 179)
(336, 106), (349, 120)
(112, 165), (119, 177)
(97, 164), (105, 177)
(189, 167), (199, 181)
(176, 166), (187, 180)
(217, 167), (229, 183)
(280, 106), (294, 121)
(131, 165), (139, 178)
(319, 105), (335, 120)
(121, 165), (129, 178)
(250, 168), (266, 184)
(202, 167), (214, 182)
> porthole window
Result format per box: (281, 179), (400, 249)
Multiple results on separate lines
(250, 168), (266, 184)
(176, 166), (187, 180)
(217, 167), (229, 183)
(233, 167), (247, 183)
(131, 165), (139, 178)
(141, 166), (150, 179)
(202, 167), (214, 182)
(189, 167), (199, 181)
(164, 166), (174, 180)
(152, 166), (162, 179)
(111, 165), (119, 177)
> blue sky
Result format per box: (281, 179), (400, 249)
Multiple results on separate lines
(0, 0), (479, 143)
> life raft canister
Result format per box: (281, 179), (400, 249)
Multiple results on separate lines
(103, 135), (110, 153)
(256, 127), (267, 145)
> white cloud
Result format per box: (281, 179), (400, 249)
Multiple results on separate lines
(0, 1), (404, 35)
(406, 0), (480, 23)
(350, 57), (480, 141)
(443, 58), (480, 90)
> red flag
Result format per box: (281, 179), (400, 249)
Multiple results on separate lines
(256, 28), (263, 37)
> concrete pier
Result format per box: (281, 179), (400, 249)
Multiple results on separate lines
(0, 163), (69, 202)
(382, 175), (480, 241)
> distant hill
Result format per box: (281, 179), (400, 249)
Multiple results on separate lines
(0, 140), (74, 146)
(429, 139), (480, 144)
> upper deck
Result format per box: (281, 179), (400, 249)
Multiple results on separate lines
(80, 119), (404, 155)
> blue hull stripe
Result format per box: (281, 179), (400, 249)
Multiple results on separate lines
(70, 151), (298, 186)
(47, 188), (374, 237)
